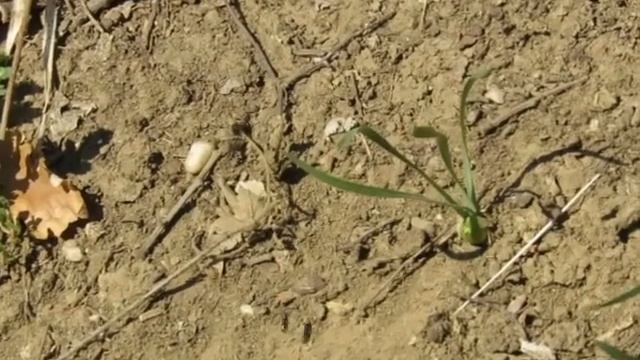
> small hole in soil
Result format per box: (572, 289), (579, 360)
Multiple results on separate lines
(280, 165), (307, 185)
(618, 219), (640, 244)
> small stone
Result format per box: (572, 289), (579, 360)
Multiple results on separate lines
(325, 301), (354, 316)
(485, 85), (505, 104)
(61, 240), (84, 262)
(410, 217), (436, 237)
(512, 192), (534, 208)
(421, 312), (451, 344)
(593, 87), (619, 111)
(239, 304), (255, 316)
(467, 109), (482, 125)
(219, 78), (243, 95)
(292, 274), (326, 295)
(275, 290), (298, 305)
(507, 294), (527, 314)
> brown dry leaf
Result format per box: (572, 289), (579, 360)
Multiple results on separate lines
(209, 178), (267, 235)
(0, 131), (87, 239)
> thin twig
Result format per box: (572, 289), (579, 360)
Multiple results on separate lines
(139, 149), (224, 257)
(420, 0), (429, 30)
(453, 173), (601, 316)
(143, 0), (159, 51)
(37, 0), (58, 142)
(359, 227), (455, 312)
(225, 0), (290, 117)
(79, 0), (106, 34)
(0, 6), (30, 140)
(480, 76), (588, 136)
(349, 72), (372, 159)
(225, 0), (278, 82)
(284, 11), (396, 90)
(55, 204), (272, 360)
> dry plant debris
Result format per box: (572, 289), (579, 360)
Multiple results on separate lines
(0, 131), (87, 239)
(209, 178), (268, 234)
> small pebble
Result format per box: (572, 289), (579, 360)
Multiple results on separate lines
(485, 85), (505, 104)
(593, 87), (619, 111)
(219, 78), (243, 95)
(61, 240), (84, 262)
(512, 192), (534, 208)
(239, 304), (255, 316)
(184, 141), (214, 174)
(410, 217), (436, 237)
(325, 301), (354, 316)
(507, 294), (527, 314)
(292, 274), (326, 295)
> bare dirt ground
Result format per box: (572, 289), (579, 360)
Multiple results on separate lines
(0, 0), (639, 359)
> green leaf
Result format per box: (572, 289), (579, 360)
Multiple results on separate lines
(599, 285), (640, 308)
(595, 341), (638, 360)
(288, 154), (459, 209)
(356, 124), (466, 215)
(457, 68), (492, 212)
(459, 68), (493, 154)
(412, 126), (463, 190)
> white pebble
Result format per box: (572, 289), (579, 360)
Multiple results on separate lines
(184, 141), (214, 175)
(484, 85), (505, 104)
(239, 304), (255, 316)
(61, 240), (84, 262)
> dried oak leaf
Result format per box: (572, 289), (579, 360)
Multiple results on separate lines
(0, 131), (87, 239)
(209, 178), (267, 235)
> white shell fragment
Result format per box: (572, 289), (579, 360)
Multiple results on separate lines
(184, 141), (214, 175)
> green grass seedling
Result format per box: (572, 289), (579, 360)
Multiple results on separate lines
(289, 69), (492, 246)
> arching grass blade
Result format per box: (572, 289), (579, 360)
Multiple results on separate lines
(288, 153), (461, 210)
(356, 124), (464, 214)
(412, 126), (463, 191)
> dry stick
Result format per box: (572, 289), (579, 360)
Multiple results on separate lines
(37, 0), (58, 142)
(359, 227), (455, 312)
(225, 0), (279, 82)
(79, 0), (106, 34)
(143, 0), (159, 51)
(420, 0), (429, 30)
(284, 11), (396, 89)
(480, 76), (588, 136)
(453, 173), (601, 316)
(139, 149), (224, 257)
(55, 207), (272, 360)
(0, 11), (29, 140)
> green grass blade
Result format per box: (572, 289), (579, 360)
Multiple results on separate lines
(595, 341), (638, 360)
(288, 154), (457, 208)
(412, 126), (463, 190)
(462, 160), (479, 212)
(459, 68), (492, 157)
(356, 125), (465, 215)
(457, 68), (492, 212)
(599, 285), (640, 308)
